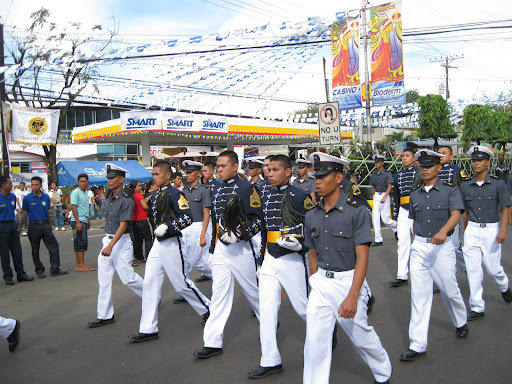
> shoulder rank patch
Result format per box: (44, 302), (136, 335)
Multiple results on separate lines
(178, 194), (190, 210)
(352, 184), (361, 195)
(460, 170), (468, 178)
(442, 181), (454, 187)
(250, 187), (261, 208)
(347, 197), (361, 207)
(304, 195), (315, 210)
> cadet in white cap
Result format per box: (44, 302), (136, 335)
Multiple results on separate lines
(400, 150), (468, 362)
(88, 163), (144, 328)
(461, 146), (512, 321)
(246, 159), (266, 189)
(303, 152), (391, 384)
(293, 159), (317, 203)
(369, 154), (397, 246)
(181, 160), (213, 282)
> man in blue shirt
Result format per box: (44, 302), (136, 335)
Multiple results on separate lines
(0, 176), (33, 285)
(18, 177), (68, 278)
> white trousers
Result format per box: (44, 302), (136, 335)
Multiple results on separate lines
(0, 316), (16, 339)
(396, 207), (414, 280)
(463, 222), (509, 313)
(97, 234), (144, 320)
(182, 222), (212, 279)
(203, 233), (261, 348)
(372, 193), (397, 243)
(139, 236), (210, 334)
(303, 270), (392, 384)
(452, 224), (466, 273)
(259, 251), (309, 367)
(409, 236), (467, 353)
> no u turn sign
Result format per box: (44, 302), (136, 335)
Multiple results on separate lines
(318, 101), (341, 145)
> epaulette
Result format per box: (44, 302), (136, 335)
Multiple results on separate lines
(442, 181), (454, 187)
(347, 197), (364, 207)
(122, 185), (134, 198)
(411, 183), (422, 191)
(490, 175), (499, 179)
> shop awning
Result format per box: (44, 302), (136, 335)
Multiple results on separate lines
(57, 160), (152, 187)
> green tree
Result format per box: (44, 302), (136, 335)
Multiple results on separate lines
(490, 110), (512, 151)
(6, 8), (117, 184)
(405, 89), (420, 104)
(461, 104), (493, 146)
(294, 104), (318, 116)
(417, 94), (457, 151)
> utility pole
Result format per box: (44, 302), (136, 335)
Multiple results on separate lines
(430, 54), (463, 100)
(361, 1), (372, 144)
(0, 23), (9, 177)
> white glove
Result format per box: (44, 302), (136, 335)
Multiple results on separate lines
(154, 224), (168, 237)
(207, 253), (214, 269)
(221, 231), (239, 244)
(276, 236), (302, 252)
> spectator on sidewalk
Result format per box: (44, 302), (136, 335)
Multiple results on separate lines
(70, 174), (95, 272)
(15, 182), (29, 235)
(129, 180), (153, 263)
(88, 188), (98, 219)
(94, 187), (105, 220)
(50, 182), (65, 231)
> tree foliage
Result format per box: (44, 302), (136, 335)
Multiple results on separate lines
(405, 89), (420, 104)
(417, 94), (457, 150)
(294, 104), (318, 116)
(6, 8), (118, 184)
(461, 104), (493, 146)
(489, 110), (512, 150)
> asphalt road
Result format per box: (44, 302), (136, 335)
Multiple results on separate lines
(1, 222), (511, 384)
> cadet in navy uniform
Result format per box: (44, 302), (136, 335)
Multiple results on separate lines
(493, 152), (509, 181)
(303, 152), (392, 384)
(88, 164), (144, 328)
(0, 176), (33, 285)
(18, 176), (68, 278)
(460, 146), (512, 321)
(201, 161), (222, 194)
(129, 161), (210, 342)
(438, 145), (467, 273)
(390, 148), (418, 287)
(293, 159), (317, 203)
(400, 150), (468, 362)
(260, 155), (273, 196)
(246, 158), (266, 188)
(370, 154), (397, 246)
(247, 154), (314, 379)
(193, 150), (263, 359)
(181, 160), (212, 282)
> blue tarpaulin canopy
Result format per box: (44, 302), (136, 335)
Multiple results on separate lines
(57, 160), (152, 187)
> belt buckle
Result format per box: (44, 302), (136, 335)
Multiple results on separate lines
(325, 270), (335, 278)
(426, 238), (432, 243)
(480, 223), (486, 228)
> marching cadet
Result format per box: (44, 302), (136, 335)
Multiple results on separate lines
(438, 145), (467, 273)
(303, 152), (392, 384)
(246, 159), (266, 189)
(247, 154), (314, 379)
(370, 154), (397, 246)
(0, 316), (20, 352)
(293, 158), (317, 203)
(400, 150), (468, 362)
(460, 146), (512, 321)
(390, 148), (418, 287)
(88, 164), (144, 328)
(260, 156), (273, 196)
(193, 150), (263, 359)
(201, 161), (222, 194)
(181, 160), (212, 282)
(129, 161), (210, 342)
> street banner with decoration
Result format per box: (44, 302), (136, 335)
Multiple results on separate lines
(369, 1), (406, 106)
(332, 12), (362, 110)
(11, 104), (60, 145)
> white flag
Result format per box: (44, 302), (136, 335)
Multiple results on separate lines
(12, 104), (59, 145)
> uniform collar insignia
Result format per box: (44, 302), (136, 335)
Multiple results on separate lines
(277, 184), (289, 191)
(226, 177), (236, 184)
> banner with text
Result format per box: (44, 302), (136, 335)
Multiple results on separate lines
(12, 104), (60, 145)
(120, 111), (228, 134)
(369, 1), (405, 106)
(332, 12), (362, 110)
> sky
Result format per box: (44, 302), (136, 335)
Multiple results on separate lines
(1, 0), (512, 117)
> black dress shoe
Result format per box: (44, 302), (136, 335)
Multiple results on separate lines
(88, 316), (115, 328)
(173, 296), (186, 304)
(456, 324), (469, 339)
(389, 279), (408, 287)
(37, 272), (46, 278)
(468, 310), (485, 321)
(195, 275), (212, 283)
(128, 332), (159, 343)
(193, 347), (223, 359)
(202, 311), (210, 326)
(371, 242), (383, 247)
(50, 269), (68, 277)
(375, 380), (390, 384)
(332, 324), (338, 352)
(394, 232), (399, 241)
(18, 275), (34, 282)
(7, 320), (20, 353)
(400, 349), (425, 361)
(501, 288), (512, 303)
(367, 295), (375, 314)
(247, 364), (284, 379)
(5, 278), (15, 286)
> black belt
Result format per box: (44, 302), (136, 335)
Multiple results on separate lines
(29, 220), (49, 225)
(106, 233), (129, 239)
(0, 220), (14, 223)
